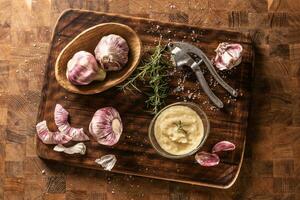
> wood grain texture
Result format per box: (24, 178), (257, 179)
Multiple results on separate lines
(55, 22), (142, 94)
(1, 0), (300, 199)
(36, 9), (254, 189)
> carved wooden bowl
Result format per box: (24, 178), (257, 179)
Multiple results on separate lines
(55, 23), (142, 94)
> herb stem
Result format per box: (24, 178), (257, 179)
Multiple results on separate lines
(119, 41), (170, 114)
(174, 120), (188, 134)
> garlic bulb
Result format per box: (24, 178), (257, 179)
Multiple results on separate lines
(54, 104), (89, 141)
(53, 143), (86, 155)
(66, 51), (106, 85)
(213, 42), (243, 70)
(94, 34), (129, 71)
(95, 154), (117, 171)
(89, 107), (123, 146)
(36, 120), (72, 144)
(212, 141), (236, 153)
(195, 151), (220, 167)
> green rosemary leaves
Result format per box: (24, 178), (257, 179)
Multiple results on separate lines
(119, 42), (170, 114)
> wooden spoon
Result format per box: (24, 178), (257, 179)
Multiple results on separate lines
(55, 23), (142, 95)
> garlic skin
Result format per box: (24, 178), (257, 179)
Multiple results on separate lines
(89, 107), (123, 146)
(54, 104), (89, 141)
(213, 43), (243, 70)
(212, 141), (235, 153)
(195, 151), (220, 167)
(67, 51), (106, 85)
(94, 34), (129, 71)
(53, 142), (86, 155)
(36, 120), (72, 144)
(95, 154), (117, 171)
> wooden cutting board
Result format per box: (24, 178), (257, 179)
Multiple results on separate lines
(36, 9), (254, 189)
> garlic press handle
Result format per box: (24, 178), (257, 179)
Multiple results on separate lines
(191, 62), (224, 108)
(205, 59), (238, 97)
(193, 47), (238, 97)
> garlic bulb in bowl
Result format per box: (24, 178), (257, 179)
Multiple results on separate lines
(67, 51), (106, 85)
(94, 34), (129, 71)
(89, 107), (123, 146)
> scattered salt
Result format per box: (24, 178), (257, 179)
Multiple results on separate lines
(169, 4), (176, 9)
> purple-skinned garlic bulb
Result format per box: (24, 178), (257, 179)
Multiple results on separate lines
(36, 120), (72, 144)
(94, 34), (129, 71)
(89, 107), (123, 146)
(213, 42), (243, 70)
(67, 51), (106, 85)
(212, 141), (235, 153)
(195, 151), (220, 167)
(54, 104), (89, 141)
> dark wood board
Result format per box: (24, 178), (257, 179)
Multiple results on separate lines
(36, 9), (254, 189)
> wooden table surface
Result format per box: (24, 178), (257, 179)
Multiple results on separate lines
(0, 0), (299, 199)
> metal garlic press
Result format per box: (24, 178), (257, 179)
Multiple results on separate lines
(168, 42), (238, 108)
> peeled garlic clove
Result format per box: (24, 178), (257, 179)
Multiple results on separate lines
(66, 51), (106, 85)
(54, 104), (89, 141)
(95, 154), (117, 171)
(53, 142), (86, 155)
(213, 42), (243, 70)
(195, 151), (220, 167)
(94, 34), (129, 71)
(36, 120), (72, 144)
(89, 107), (123, 146)
(212, 141), (236, 153)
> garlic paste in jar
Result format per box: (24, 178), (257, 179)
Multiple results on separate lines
(154, 105), (204, 155)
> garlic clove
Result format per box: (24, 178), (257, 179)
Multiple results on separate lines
(212, 141), (236, 153)
(89, 107), (123, 146)
(195, 151), (220, 167)
(66, 51), (106, 85)
(53, 142), (86, 155)
(94, 34), (129, 71)
(54, 104), (68, 130)
(54, 104), (89, 141)
(36, 120), (72, 144)
(213, 43), (243, 70)
(68, 128), (89, 141)
(95, 154), (117, 171)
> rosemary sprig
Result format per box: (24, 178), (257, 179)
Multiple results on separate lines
(174, 120), (188, 134)
(119, 41), (170, 114)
